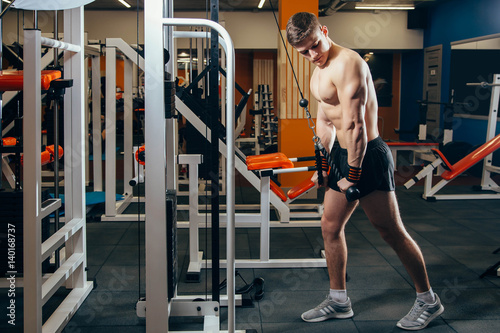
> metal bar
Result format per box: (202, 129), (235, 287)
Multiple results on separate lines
(260, 176), (270, 261)
(0, 0), (14, 19)
(41, 36), (81, 52)
(91, 55), (103, 191)
(145, 0), (169, 330)
(173, 30), (227, 51)
(106, 38), (145, 69)
(105, 45), (117, 217)
(481, 74), (500, 189)
(23, 27), (43, 333)
(123, 58), (133, 198)
(63, 4), (87, 289)
(467, 82), (500, 87)
(209, 0), (220, 304)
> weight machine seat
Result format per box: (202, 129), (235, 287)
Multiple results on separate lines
(431, 133), (500, 181)
(246, 152), (315, 202)
(0, 70), (62, 91)
(246, 153), (294, 170)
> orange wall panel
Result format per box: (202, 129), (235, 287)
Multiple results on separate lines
(279, 0), (319, 29)
(278, 118), (316, 187)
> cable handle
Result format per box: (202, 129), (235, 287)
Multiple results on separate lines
(315, 146), (324, 186)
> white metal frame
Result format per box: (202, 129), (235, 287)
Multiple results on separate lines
(144, 0), (237, 329)
(23, 7), (93, 333)
(102, 38), (144, 220)
(405, 74), (500, 201)
(91, 52), (103, 191)
(181, 154), (326, 278)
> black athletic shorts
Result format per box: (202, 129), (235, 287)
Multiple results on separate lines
(327, 136), (395, 198)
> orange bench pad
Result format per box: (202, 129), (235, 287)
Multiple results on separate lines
(287, 178), (315, 200)
(0, 70), (62, 91)
(246, 153), (293, 170)
(20, 145), (64, 166)
(270, 180), (287, 202)
(436, 133), (500, 180)
(2, 137), (17, 146)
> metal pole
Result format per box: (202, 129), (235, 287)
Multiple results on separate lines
(53, 10), (61, 269)
(53, 11), (58, 67)
(209, 0), (220, 305)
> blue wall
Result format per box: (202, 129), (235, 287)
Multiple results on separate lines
(400, 0), (500, 143)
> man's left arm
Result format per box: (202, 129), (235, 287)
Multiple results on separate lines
(337, 59), (368, 189)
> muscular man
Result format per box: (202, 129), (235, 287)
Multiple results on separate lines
(286, 12), (444, 330)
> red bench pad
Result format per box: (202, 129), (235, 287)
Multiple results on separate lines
(436, 134), (500, 180)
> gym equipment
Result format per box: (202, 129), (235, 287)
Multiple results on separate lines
(100, 38), (145, 221)
(141, 4), (239, 329)
(0, 4), (94, 332)
(405, 133), (500, 200)
(405, 74), (500, 201)
(181, 153), (327, 284)
(391, 90), (470, 167)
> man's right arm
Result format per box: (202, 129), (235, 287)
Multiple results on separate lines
(311, 106), (335, 187)
(316, 106), (335, 154)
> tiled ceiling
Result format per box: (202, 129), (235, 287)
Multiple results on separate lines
(85, 0), (439, 13)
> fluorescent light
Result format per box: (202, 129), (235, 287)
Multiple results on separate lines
(355, 5), (415, 10)
(258, 0), (266, 9)
(118, 0), (131, 8)
(2, 0), (12, 3)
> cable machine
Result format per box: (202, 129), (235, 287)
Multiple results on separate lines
(141, 0), (237, 331)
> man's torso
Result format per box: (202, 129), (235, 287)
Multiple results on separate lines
(310, 45), (380, 148)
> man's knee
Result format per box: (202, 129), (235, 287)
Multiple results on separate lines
(321, 216), (344, 240)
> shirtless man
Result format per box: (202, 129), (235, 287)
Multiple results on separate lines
(286, 12), (444, 330)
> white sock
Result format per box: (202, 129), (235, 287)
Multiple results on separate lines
(329, 289), (348, 303)
(417, 288), (436, 304)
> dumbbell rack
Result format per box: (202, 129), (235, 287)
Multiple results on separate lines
(256, 84), (277, 150)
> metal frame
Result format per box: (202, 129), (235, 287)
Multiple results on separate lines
(102, 38), (144, 220)
(181, 154), (326, 277)
(144, 0), (236, 329)
(91, 53), (103, 191)
(23, 7), (93, 333)
(405, 74), (500, 201)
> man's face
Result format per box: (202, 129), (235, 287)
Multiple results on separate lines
(294, 26), (330, 67)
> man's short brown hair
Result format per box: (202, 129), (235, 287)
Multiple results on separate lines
(286, 12), (322, 47)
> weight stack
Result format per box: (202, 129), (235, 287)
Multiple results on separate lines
(166, 189), (177, 301)
(0, 190), (51, 277)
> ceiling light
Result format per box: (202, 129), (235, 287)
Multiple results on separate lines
(118, 0), (131, 9)
(258, 0), (266, 9)
(2, 0), (11, 3)
(355, 5), (415, 10)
